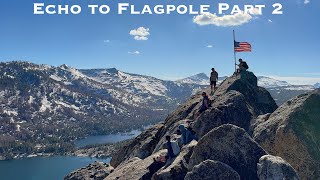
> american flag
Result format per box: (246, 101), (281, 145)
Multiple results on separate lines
(234, 41), (251, 52)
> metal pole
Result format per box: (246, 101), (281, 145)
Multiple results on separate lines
(233, 30), (237, 73)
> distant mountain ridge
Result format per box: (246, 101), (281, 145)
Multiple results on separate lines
(0, 61), (315, 159)
(0, 61), (206, 159)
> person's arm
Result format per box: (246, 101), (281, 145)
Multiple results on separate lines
(216, 72), (219, 81)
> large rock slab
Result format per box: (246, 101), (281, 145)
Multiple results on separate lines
(257, 155), (300, 180)
(215, 71), (277, 116)
(189, 124), (267, 180)
(152, 141), (197, 180)
(192, 91), (253, 137)
(107, 150), (166, 180)
(185, 160), (240, 180)
(253, 89), (320, 179)
(64, 161), (114, 180)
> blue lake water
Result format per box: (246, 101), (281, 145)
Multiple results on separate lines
(0, 128), (144, 180)
(74, 129), (142, 148)
(0, 156), (110, 180)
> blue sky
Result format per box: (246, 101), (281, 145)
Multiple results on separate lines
(0, 0), (319, 84)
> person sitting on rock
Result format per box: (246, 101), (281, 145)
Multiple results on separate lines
(165, 135), (180, 161)
(195, 92), (210, 117)
(178, 124), (198, 145)
(149, 155), (166, 175)
(237, 58), (249, 73)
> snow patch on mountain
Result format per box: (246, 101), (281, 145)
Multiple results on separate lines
(177, 73), (209, 85)
(257, 76), (290, 88)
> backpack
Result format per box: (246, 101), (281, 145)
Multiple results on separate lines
(243, 62), (249, 69)
(171, 141), (181, 156)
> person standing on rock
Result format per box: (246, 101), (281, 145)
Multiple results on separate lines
(210, 68), (219, 94)
(195, 92), (210, 117)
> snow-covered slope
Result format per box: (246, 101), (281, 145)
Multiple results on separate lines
(176, 73), (227, 85)
(314, 83), (320, 88)
(257, 76), (290, 88)
(0, 61), (207, 157)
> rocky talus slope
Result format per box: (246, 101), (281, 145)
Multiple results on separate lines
(65, 71), (318, 180)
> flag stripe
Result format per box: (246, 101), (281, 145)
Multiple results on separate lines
(234, 41), (252, 52)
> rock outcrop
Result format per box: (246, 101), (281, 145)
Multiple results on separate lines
(193, 71), (277, 137)
(214, 71), (277, 116)
(107, 150), (166, 180)
(185, 160), (240, 180)
(253, 89), (320, 179)
(67, 71), (299, 180)
(189, 124), (267, 180)
(257, 155), (300, 180)
(64, 161), (114, 180)
(192, 91), (253, 137)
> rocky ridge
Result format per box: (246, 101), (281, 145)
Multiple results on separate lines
(66, 70), (318, 179)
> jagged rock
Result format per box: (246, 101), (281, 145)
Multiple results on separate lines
(192, 91), (253, 137)
(189, 124), (267, 180)
(257, 155), (300, 180)
(185, 160), (240, 180)
(152, 141), (197, 180)
(107, 150), (167, 180)
(107, 72), (277, 179)
(64, 161), (114, 180)
(192, 72), (277, 138)
(253, 89), (320, 179)
(215, 71), (277, 116)
(110, 124), (164, 167)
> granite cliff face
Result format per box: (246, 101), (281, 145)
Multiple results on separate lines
(253, 89), (320, 179)
(66, 71), (313, 180)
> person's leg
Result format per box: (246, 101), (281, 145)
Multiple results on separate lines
(181, 130), (186, 145)
(185, 130), (191, 144)
(213, 81), (217, 91)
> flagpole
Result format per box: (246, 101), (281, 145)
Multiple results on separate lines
(233, 30), (237, 73)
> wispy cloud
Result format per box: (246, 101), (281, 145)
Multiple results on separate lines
(193, 10), (261, 27)
(128, 51), (141, 55)
(206, 45), (213, 48)
(129, 27), (150, 41)
(104, 40), (110, 43)
(268, 19), (273, 23)
(304, 0), (310, 4)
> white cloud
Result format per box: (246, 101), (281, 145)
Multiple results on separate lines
(128, 51), (141, 55)
(206, 45), (213, 48)
(129, 27), (150, 41)
(104, 40), (110, 43)
(304, 0), (310, 4)
(268, 19), (273, 23)
(193, 9), (262, 27)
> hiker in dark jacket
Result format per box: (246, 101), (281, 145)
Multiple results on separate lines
(210, 68), (219, 93)
(195, 92), (210, 117)
(178, 124), (198, 145)
(237, 58), (249, 73)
